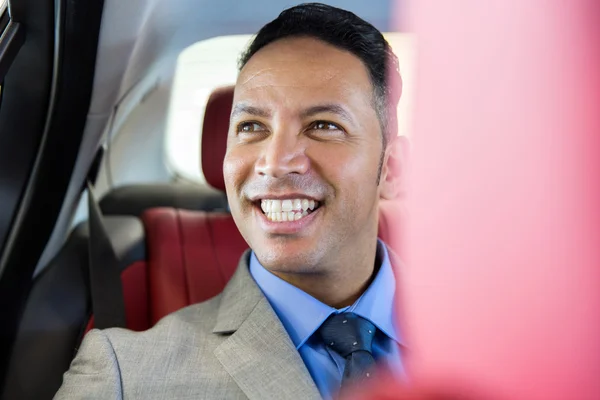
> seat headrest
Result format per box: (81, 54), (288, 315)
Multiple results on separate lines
(201, 86), (234, 192)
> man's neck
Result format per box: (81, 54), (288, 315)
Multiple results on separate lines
(272, 242), (382, 308)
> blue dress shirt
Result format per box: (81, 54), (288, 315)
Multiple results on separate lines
(249, 240), (404, 399)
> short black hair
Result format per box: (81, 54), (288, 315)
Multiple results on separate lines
(238, 2), (402, 149)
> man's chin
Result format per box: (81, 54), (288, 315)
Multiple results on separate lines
(253, 243), (323, 275)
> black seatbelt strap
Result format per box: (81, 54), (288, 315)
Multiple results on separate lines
(86, 181), (127, 329)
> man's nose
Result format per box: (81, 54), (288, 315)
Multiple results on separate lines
(255, 131), (309, 178)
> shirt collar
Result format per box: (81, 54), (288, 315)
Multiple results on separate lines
(249, 240), (402, 349)
(348, 242), (402, 344)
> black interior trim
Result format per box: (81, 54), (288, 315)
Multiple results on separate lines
(0, 0), (106, 388)
(0, 3), (56, 386)
(87, 182), (127, 329)
(0, 21), (25, 81)
(99, 183), (229, 217)
(2, 216), (146, 400)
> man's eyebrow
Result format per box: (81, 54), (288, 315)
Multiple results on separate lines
(300, 104), (355, 124)
(230, 103), (272, 119)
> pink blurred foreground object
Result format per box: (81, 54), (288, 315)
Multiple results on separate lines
(351, 0), (600, 399)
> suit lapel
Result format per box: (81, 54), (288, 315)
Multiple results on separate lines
(213, 251), (321, 400)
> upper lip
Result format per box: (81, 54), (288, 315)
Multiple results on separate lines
(248, 193), (322, 202)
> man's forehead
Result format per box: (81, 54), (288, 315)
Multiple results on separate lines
(235, 37), (372, 95)
(237, 65), (341, 90)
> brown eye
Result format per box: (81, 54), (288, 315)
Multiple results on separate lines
(313, 121), (341, 131)
(307, 121), (346, 140)
(238, 122), (266, 133)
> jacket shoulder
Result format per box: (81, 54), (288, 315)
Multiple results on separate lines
(103, 293), (223, 345)
(95, 294), (240, 396)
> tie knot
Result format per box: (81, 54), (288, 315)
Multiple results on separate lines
(319, 312), (376, 357)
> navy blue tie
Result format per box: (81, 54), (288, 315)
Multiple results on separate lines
(319, 312), (377, 386)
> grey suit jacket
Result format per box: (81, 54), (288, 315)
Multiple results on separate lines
(55, 250), (322, 399)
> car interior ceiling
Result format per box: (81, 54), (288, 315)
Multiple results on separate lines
(0, 0), (396, 398)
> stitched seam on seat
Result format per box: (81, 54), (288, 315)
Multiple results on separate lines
(205, 215), (227, 286)
(175, 209), (192, 305)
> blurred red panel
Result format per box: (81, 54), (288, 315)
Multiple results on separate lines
(374, 0), (600, 399)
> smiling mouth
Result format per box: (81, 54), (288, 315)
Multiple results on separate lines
(258, 198), (321, 222)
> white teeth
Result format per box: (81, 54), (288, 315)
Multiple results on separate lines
(302, 199), (309, 211)
(282, 199), (293, 212)
(261, 198), (318, 212)
(264, 210), (314, 223)
(271, 200), (282, 213)
(261, 198), (320, 223)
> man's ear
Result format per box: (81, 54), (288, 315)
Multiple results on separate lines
(379, 135), (409, 200)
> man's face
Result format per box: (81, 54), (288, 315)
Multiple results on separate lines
(224, 37), (391, 274)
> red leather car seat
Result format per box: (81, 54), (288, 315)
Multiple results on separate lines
(142, 209), (247, 325)
(137, 86), (247, 325)
(83, 87), (245, 332)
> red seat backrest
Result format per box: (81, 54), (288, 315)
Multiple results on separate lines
(142, 208), (248, 324)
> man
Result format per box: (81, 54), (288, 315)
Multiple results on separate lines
(56, 3), (404, 399)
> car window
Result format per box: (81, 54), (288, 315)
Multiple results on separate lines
(165, 33), (415, 185)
